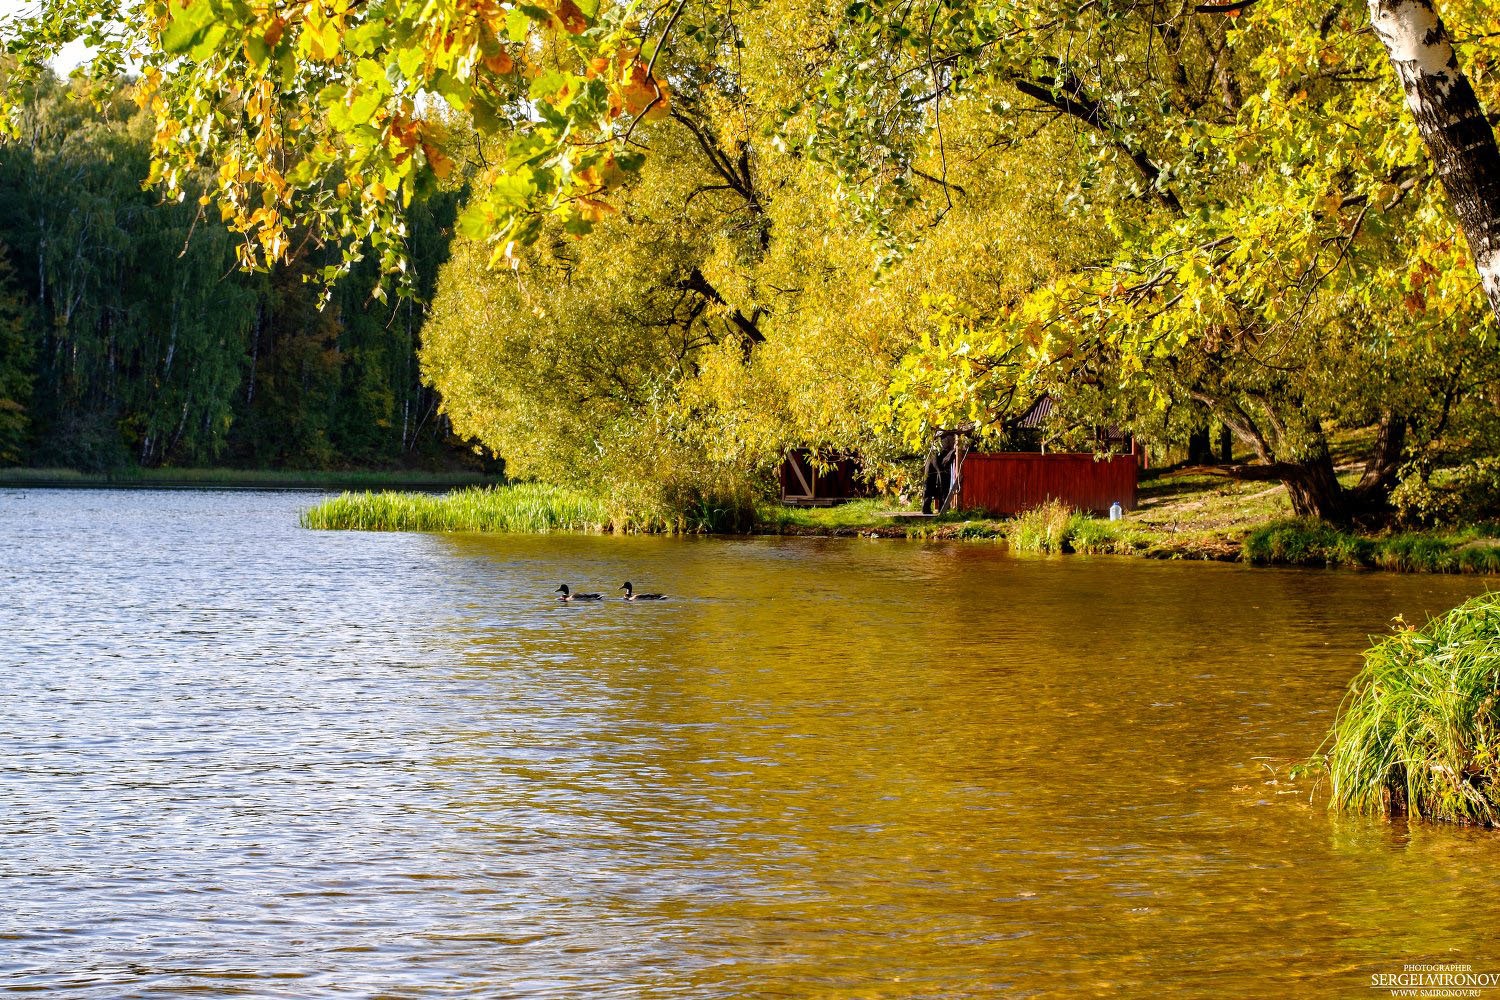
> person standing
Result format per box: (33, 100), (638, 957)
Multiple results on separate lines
(922, 430), (960, 514)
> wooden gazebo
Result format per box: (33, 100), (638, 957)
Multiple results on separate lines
(778, 449), (867, 506)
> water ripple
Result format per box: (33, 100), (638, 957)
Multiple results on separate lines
(2, 490), (1497, 997)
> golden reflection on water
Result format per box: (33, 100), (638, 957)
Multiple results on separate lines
(4, 490), (1497, 998)
(433, 533), (1500, 998)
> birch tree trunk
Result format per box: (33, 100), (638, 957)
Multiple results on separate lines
(1368, 0), (1500, 321)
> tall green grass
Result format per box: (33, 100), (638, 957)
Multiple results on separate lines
(1008, 500), (1077, 553)
(302, 484), (613, 533)
(1067, 515), (1123, 554)
(1318, 593), (1500, 825)
(302, 482), (758, 533)
(1244, 518), (1500, 572)
(1007, 500), (1121, 554)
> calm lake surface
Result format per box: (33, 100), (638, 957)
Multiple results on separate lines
(3, 489), (1498, 997)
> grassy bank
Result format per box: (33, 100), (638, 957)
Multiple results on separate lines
(759, 497), (1239, 555)
(301, 483), (761, 533)
(0, 467), (498, 491)
(760, 474), (1500, 572)
(756, 468), (1287, 555)
(301, 484), (613, 532)
(1313, 593), (1500, 825)
(768, 505), (1500, 571)
(761, 499), (1138, 550)
(1243, 520), (1500, 573)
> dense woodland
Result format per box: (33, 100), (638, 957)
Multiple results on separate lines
(2, 0), (1499, 526)
(0, 79), (471, 471)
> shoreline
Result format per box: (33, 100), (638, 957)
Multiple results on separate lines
(14, 475), (1493, 574)
(751, 518), (1246, 561)
(298, 486), (1500, 574)
(755, 513), (1500, 573)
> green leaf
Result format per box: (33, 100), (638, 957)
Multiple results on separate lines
(455, 204), (490, 240)
(356, 57), (386, 85)
(187, 22), (229, 61)
(161, 0), (216, 55)
(346, 87), (383, 125)
(245, 32), (270, 67)
(528, 69), (574, 102)
(489, 169), (538, 208)
(397, 45), (423, 81)
(505, 8), (531, 43)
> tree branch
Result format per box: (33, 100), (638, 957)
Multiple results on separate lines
(679, 267), (765, 346)
(911, 166), (967, 196)
(1011, 76), (1183, 213)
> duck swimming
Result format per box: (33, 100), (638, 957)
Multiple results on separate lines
(556, 584), (603, 602)
(620, 582), (666, 601)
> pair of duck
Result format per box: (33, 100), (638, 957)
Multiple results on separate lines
(556, 582), (666, 602)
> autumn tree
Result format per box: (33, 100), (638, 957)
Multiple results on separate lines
(420, 70), (900, 518)
(830, 0), (1500, 521)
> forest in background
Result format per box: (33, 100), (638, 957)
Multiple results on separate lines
(0, 77), (478, 473)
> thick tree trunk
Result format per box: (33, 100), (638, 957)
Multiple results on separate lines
(1190, 422), (1408, 523)
(1351, 413), (1407, 503)
(1283, 442), (1349, 521)
(1187, 424), (1214, 465)
(1368, 0), (1500, 320)
(1195, 417), (1355, 520)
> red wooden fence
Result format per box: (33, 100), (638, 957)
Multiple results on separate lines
(957, 452), (1137, 516)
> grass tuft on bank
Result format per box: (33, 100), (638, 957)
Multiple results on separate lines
(756, 498), (905, 530)
(301, 483), (758, 533)
(1007, 500), (1131, 554)
(301, 484), (614, 533)
(1316, 593), (1500, 825)
(1244, 519), (1500, 573)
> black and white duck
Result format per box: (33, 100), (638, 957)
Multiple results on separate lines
(620, 582), (666, 601)
(556, 584), (603, 602)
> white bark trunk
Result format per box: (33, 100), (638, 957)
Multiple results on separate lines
(1368, 0), (1500, 320)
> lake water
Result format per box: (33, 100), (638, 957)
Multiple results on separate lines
(3, 489), (1498, 997)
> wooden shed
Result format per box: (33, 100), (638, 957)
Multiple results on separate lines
(779, 450), (866, 505)
(957, 452), (1137, 516)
